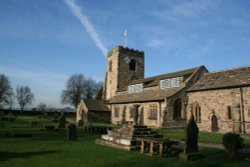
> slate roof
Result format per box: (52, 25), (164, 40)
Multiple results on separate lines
(83, 99), (110, 111)
(108, 87), (183, 104)
(118, 66), (204, 91)
(188, 66), (250, 92)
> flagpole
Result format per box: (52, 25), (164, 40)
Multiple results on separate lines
(124, 30), (127, 47)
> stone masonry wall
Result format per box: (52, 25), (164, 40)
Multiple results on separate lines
(188, 87), (250, 134)
(105, 49), (119, 100)
(110, 101), (165, 128)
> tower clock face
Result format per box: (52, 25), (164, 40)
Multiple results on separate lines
(124, 56), (131, 64)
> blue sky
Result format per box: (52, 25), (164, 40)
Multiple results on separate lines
(0, 0), (250, 108)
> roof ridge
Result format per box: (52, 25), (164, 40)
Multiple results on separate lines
(118, 65), (205, 92)
(141, 65), (204, 81)
(208, 65), (250, 74)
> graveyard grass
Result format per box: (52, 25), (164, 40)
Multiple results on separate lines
(0, 116), (250, 167)
(158, 129), (250, 147)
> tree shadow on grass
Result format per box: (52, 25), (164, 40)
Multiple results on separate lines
(0, 150), (61, 161)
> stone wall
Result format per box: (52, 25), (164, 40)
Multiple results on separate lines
(187, 87), (250, 134)
(110, 101), (165, 128)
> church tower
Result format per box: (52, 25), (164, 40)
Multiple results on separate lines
(103, 46), (144, 100)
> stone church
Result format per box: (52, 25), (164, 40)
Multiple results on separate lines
(77, 45), (250, 134)
(187, 66), (250, 134)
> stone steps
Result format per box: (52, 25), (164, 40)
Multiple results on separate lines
(96, 124), (163, 150)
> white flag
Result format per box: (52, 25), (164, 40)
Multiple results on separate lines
(124, 30), (127, 47)
(124, 30), (127, 38)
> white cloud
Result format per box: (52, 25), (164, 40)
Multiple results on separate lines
(64, 0), (108, 56)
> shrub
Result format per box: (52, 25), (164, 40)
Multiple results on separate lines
(185, 115), (199, 153)
(67, 124), (77, 141)
(222, 132), (244, 158)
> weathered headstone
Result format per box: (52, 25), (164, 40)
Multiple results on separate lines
(67, 124), (77, 141)
(58, 112), (66, 128)
(179, 115), (203, 160)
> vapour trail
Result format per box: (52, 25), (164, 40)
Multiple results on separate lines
(64, 0), (108, 56)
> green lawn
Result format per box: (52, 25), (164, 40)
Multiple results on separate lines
(158, 129), (250, 147)
(0, 116), (249, 167)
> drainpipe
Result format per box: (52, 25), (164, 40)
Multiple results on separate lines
(240, 87), (246, 134)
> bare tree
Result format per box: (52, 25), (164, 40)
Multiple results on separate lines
(61, 74), (87, 109)
(85, 78), (103, 99)
(16, 86), (35, 111)
(0, 74), (13, 107)
(37, 102), (46, 111)
(61, 74), (102, 108)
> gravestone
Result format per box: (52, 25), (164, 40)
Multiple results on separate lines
(58, 112), (66, 128)
(179, 115), (204, 160)
(67, 124), (77, 141)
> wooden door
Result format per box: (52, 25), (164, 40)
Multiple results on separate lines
(211, 115), (218, 132)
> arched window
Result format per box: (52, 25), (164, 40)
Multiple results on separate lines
(173, 99), (182, 119)
(195, 104), (201, 122)
(109, 61), (112, 72)
(148, 103), (157, 120)
(227, 106), (232, 120)
(129, 59), (136, 71)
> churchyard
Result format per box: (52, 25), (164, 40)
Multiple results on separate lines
(0, 114), (250, 167)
